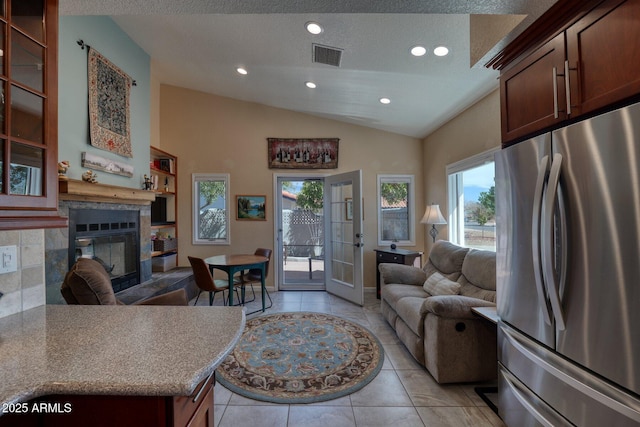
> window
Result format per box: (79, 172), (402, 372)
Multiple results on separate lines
(377, 174), (415, 246)
(192, 173), (230, 245)
(446, 149), (498, 251)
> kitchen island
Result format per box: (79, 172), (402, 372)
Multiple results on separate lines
(0, 305), (245, 426)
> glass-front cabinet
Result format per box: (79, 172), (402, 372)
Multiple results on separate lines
(0, 0), (65, 229)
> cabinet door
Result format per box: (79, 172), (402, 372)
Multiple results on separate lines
(0, 0), (65, 230)
(186, 386), (215, 427)
(500, 33), (566, 144)
(173, 374), (215, 427)
(567, 0), (640, 116)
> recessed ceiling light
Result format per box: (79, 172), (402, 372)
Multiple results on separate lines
(433, 46), (449, 57)
(236, 67), (248, 75)
(410, 46), (427, 57)
(379, 98), (391, 105)
(306, 22), (323, 35)
(305, 81), (317, 89)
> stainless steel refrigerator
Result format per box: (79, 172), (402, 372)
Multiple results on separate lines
(495, 101), (640, 426)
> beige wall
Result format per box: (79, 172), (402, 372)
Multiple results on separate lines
(422, 89), (501, 253)
(158, 84), (424, 289)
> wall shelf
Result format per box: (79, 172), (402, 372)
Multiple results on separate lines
(150, 146), (178, 271)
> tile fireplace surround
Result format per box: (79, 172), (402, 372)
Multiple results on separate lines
(44, 199), (153, 305)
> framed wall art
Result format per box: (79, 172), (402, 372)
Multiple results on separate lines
(267, 138), (339, 169)
(236, 195), (266, 221)
(81, 152), (134, 178)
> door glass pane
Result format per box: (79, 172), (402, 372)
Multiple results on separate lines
(0, 138), (4, 193)
(9, 141), (42, 195)
(0, 22), (5, 76)
(11, 0), (44, 42)
(0, 81), (5, 133)
(11, 28), (43, 92)
(331, 251), (353, 284)
(330, 181), (354, 285)
(281, 178), (324, 286)
(11, 84), (43, 143)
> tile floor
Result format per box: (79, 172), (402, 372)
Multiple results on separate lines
(193, 289), (505, 427)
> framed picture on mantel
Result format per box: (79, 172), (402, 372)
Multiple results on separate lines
(267, 138), (339, 169)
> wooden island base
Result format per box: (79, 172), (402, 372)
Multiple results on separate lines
(0, 374), (214, 427)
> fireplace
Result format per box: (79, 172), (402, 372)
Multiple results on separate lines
(69, 209), (140, 293)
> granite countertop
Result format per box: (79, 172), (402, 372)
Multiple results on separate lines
(0, 305), (245, 407)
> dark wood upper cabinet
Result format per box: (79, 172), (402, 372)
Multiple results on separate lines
(0, 0), (66, 230)
(500, 33), (567, 143)
(492, 0), (640, 145)
(566, 0), (640, 116)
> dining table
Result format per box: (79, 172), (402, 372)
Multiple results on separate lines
(204, 254), (269, 313)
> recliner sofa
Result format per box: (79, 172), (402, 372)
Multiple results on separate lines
(379, 240), (497, 383)
(62, 257), (188, 306)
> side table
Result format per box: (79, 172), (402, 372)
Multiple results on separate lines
(374, 248), (421, 299)
(471, 306), (499, 415)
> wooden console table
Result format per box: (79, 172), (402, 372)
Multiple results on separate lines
(374, 248), (421, 299)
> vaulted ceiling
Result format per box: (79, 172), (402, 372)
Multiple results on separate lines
(60, 0), (558, 138)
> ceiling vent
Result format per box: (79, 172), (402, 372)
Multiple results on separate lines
(313, 44), (343, 67)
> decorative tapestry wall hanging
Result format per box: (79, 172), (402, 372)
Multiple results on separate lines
(267, 138), (339, 169)
(88, 47), (133, 158)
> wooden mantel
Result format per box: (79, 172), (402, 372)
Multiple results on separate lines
(59, 179), (157, 205)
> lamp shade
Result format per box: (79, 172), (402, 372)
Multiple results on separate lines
(420, 204), (447, 225)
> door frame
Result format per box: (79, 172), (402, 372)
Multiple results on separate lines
(272, 172), (327, 291)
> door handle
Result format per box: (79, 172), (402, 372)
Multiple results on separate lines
(543, 153), (566, 331)
(552, 67), (559, 119)
(354, 233), (364, 248)
(532, 155), (553, 326)
(564, 60), (572, 116)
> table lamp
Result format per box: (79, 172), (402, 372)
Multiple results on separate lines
(420, 204), (447, 242)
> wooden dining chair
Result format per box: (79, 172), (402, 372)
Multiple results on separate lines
(188, 256), (238, 306)
(235, 248), (273, 309)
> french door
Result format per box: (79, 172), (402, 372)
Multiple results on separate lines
(274, 171), (363, 304)
(324, 170), (364, 306)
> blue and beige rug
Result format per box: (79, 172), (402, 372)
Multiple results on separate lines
(216, 312), (384, 403)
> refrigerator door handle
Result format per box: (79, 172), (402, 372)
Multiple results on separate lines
(532, 155), (553, 325)
(501, 367), (571, 427)
(544, 153), (566, 330)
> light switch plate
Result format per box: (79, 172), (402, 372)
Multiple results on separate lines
(0, 245), (17, 274)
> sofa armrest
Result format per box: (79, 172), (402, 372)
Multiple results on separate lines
(378, 263), (426, 287)
(135, 288), (189, 306)
(421, 295), (495, 319)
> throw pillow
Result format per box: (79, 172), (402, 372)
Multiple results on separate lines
(423, 272), (461, 296)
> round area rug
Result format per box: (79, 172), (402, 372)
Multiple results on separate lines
(216, 312), (384, 404)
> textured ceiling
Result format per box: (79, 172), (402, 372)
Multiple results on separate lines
(60, 0), (558, 138)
